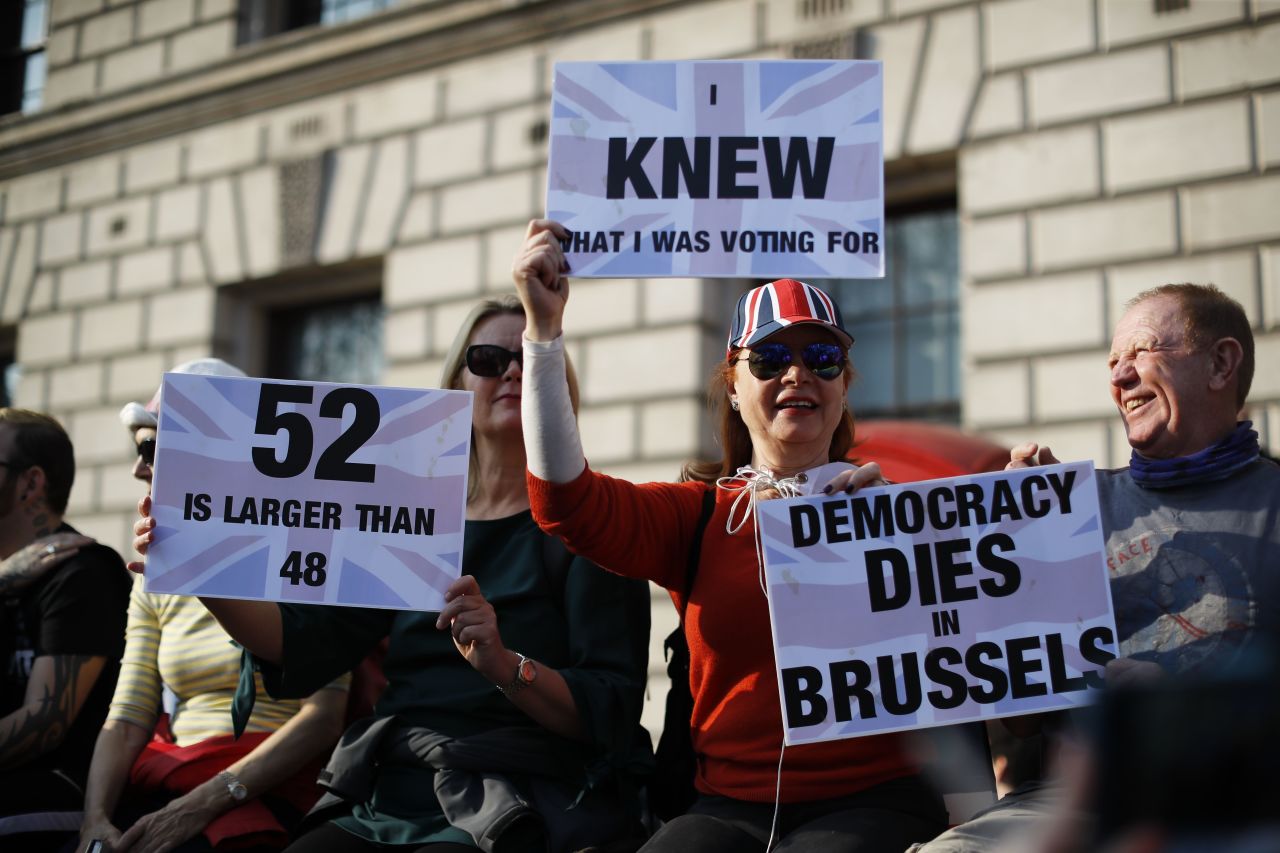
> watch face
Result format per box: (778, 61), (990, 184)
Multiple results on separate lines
(517, 657), (537, 685)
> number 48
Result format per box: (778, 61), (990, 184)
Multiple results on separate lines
(280, 551), (327, 587)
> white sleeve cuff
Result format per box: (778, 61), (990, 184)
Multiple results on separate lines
(522, 334), (586, 483)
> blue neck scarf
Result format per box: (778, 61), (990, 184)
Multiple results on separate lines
(1129, 420), (1260, 489)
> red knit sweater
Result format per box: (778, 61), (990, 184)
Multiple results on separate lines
(528, 466), (918, 803)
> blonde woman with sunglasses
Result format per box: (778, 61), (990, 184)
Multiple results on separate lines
(133, 304), (653, 853)
(514, 219), (948, 853)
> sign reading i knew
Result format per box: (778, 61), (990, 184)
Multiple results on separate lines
(547, 60), (885, 279)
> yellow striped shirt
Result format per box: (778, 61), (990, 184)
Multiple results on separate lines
(108, 582), (349, 745)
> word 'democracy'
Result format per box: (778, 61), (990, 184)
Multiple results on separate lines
(146, 373), (471, 611)
(547, 60), (884, 279)
(758, 462), (1117, 745)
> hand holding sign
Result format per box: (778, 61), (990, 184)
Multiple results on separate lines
(436, 574), (507, 681)
(1006, 442), (1061, 470)
(513, 219), (571, 342)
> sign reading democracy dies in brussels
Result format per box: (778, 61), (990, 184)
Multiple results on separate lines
(758, 462), (1118, 745)
(547, 60), (884, 279)
(145, 373), (471, 611)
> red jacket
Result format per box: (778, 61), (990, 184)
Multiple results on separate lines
(528, 467), (918, 803)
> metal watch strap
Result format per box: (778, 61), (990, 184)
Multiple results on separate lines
(499, 652), (534, 696)
(218, 770), (248, 803)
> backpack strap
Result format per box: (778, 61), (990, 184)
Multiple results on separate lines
(679, 488), (716, 621)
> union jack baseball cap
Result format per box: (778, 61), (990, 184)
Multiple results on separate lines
(726, 279), (854, 356)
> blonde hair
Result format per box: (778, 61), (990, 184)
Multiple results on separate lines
(440, 295), (580, 500)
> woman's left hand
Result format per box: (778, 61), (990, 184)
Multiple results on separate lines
(436, 574), (507, 681)
(820, 462), (887, 495)
(113, 789), (218, 853)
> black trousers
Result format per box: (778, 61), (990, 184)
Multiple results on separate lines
(0, 768), (83, 853)
(285, 822), (478, 853)
(640, 775), (948, 853)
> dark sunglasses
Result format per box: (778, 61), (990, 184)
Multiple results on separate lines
(465, 344), (522, 378)
(738, 342), (847, 381)
(136, 437), (157, 466)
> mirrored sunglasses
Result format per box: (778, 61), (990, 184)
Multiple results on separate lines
(739, 341), (846, 381)
(136, 436), (157, 466)
(465, 344), (523, 378)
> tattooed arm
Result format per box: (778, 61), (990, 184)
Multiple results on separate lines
(0, 653), (107, 769)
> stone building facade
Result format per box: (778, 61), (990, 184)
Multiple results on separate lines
(2, 0), (1278, 734)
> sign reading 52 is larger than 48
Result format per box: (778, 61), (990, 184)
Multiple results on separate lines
(146, 372), (472, 611)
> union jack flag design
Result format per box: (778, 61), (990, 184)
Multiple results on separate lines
(727, 278), (853, 353)
(757, 462), (1118, 745)
(146, 374), (472, 612)
(547, 61), (885, 279)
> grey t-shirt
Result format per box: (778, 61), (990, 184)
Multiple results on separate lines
(1098, 458), (1280, 676)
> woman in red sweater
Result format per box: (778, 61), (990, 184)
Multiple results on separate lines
(512, 219), (948, 852)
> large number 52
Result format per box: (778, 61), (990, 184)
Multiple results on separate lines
(252, 383), (380, 483)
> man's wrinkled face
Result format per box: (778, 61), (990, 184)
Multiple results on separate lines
(1108, 296), (1216, 459)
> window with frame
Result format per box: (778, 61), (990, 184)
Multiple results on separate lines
(829, 200), (961, 423)
(0, 328), (17, 407)
(237, 0), (397, 45)
(267, 294), (385, 384)
(1, 0), (48, 115)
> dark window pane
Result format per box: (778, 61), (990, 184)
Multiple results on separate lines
(840, 279), (894, 319)
(829, 204), (960, 421)
(22, 50), (45, 112)
(22, 0), (47, 50)
(269, 296), (384, 384)
(239, 0), (394, 43)
(1, 363), (18, 408)
(848, 317), (894, 412)
(322, 0), (391, 24)
(900, 212), (958, 308)
(904, 309), (959, 407)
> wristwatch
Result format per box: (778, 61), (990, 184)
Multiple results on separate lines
(499, 653), (538, 696)
(218, 770), (248, 803)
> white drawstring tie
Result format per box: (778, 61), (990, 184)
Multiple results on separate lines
(715, 465), (799, 849)
(715, 465), (808, 597)
(716, 465), (808, 533)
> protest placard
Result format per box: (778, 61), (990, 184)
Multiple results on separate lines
(547, 60), (884, 279)
(758, 461), (1117, 745)
(145, 372), (471, 611)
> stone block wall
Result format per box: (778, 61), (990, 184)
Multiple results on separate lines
(44, 0), (236, 109)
